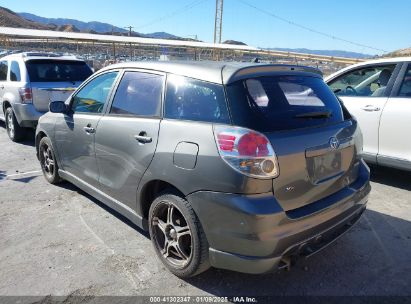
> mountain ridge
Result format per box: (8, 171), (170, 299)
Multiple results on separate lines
(19, 12), (128, 34)
(0, 6), (386, 58)
(266, 47), (374, 59)
(17, 11), (186, 40)
(0, 6), (53, 30)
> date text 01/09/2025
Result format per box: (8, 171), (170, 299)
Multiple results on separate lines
(149, 296), (258, 303)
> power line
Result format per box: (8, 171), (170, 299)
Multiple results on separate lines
(236, 0), (388, 53)
(135, 0), (208, 30)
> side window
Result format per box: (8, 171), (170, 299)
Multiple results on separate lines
(0, 61), (8, 81)
(398, 65), (411, 97)
(110, 71), (164, 117)
(72, 72), (118, 114)
(165, 75), (230, 123)
(10, 61), (21, 82)
(329, 65), (396, 97)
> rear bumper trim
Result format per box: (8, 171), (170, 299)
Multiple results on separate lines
(209, 204), (366, 274)
(12, 103), (44, 128)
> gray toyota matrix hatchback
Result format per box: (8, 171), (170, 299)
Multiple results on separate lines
(36, 61), (371, 278)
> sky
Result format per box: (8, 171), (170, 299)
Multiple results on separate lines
(1, 0), (410, 55)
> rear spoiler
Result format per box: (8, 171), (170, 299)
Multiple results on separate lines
(224, 64), (323, 84)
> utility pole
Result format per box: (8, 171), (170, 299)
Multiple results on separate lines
(213, 0), (223, 44)
(124, 26), (134, 37)
(124, 26), (134, 61)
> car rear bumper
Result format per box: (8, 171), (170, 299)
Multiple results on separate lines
(13, 103), (45, 128)
(186, 160), (371, 274)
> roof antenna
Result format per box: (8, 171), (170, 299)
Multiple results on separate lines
(253, 57), (260, 63)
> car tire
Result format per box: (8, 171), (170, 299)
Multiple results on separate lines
(149, 191), (210, 278)
(5, 107), (26, 142)
(39, 137), (62, 184)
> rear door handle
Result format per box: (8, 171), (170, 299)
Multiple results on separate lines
(134, 132), (152, 144)
(0, 85), (4, 89)
(83, 126), (95, 134)
(361, 105), (380, 112)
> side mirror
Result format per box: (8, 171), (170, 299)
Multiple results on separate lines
(49, 101), (67, 113)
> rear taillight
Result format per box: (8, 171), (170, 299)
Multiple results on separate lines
(18, 87), (33, 104)
(214, 125), (279, 179)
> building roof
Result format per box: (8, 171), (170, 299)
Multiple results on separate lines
(2, 52), (84, 61)
(0, 27), (365, 65)
(99, 61), (322, 84)
(0, 26), (257, 51)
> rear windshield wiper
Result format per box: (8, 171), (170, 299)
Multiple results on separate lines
(295, 111), (332, 119)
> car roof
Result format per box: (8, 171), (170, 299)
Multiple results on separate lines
(325, 57), (411, 81)
(0, 52), (84, 62)
(99, 61), (323, 84)
(362, 57), (411, 64)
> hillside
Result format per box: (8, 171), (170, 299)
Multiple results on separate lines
(55, 24), (81, 33)
(0, 6), (53, 30)
(385, 47), (411, 57)
(19, 12), (128, 34)
(0, 7), (193, 41)
(146, 32), (181, 40)
(17, 11), (186, 40)
(223, 40), (247, 46)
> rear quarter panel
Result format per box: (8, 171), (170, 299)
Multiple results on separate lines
(137, 119), (273, 212)
(35, 113), (59, 160)
(2, 87), (20, 108)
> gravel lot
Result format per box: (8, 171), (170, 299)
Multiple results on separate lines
(0, 121), (410, 298)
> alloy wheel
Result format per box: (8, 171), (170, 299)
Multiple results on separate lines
(6, 111), (14, 139)
(40, 143), (55, 178)
(151, 202), (192, 268)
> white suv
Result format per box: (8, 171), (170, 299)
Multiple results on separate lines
(326, 58), (411, 171)
(0, 52), (92, 141)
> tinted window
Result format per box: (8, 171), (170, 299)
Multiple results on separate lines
(328, 65), (396, 97)
(0, 61), (7, 81)
(26, 60), (93, 82)
(398, 65), (411, 97)
(72, 72), (118, 114)
(10, 61), (21, 82)
(165, 75), (229, 123)
(227, 76), (344, 132)
(110, 71), (164, 116)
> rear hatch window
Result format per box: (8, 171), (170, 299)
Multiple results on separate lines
(26, 59), (93, 82)
(226, 75), (359, 213)
(226, 75), (344, 132)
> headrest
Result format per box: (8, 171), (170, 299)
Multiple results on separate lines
(379, 69), (392, 86)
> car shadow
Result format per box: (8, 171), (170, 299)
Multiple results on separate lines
(0, 170), (6, 181)
(183, 209), (411, 296)
(0, 120), (35, 147)
(20, 129), (36, 147)
(57, 181), (150, 239)
(8, 175), (39, 183)
(369, 164), (411, 191)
